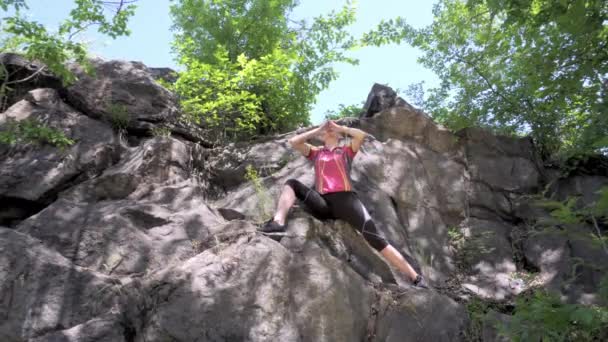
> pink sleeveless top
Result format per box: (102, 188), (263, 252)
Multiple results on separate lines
(307, 144), (357, 194)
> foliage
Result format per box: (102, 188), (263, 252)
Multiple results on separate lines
(150, 126), (171, 137)
(600, 274), (608, 303)
(324, 103), (363, 120)
(170, 0), (297, 63)
(534, 187), (608, 254)
(447, 225), (464, 243)
(171, 44), (305, 141)
(0, 1), (137, 147)
(0, 118), (75, 148)
(464, 297), (493, 341)
(447, 224), (496, 270)
(106, 103), (130, 131)
(170, 0), (359, 142)
(244, 164), (273, 220)
(361, 0), (608, 158)
(0, 0), (137, 84)
(502, 289), (608, 341)
(536, 197), (584, 225)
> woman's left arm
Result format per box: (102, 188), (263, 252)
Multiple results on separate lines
(343, 127), (367, 153)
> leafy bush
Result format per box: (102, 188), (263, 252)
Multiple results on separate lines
(0, 118), (75, 148)
(324, 103), (364, 121)
(170, 0), (359, 142)
(502, 289), (608, 342)
(244, 165), (273, 220)
(535, 188), (608, 254)
(150, 126), (171, 137)
(1, 0), (136, 84)
(106, 103), (130, 131)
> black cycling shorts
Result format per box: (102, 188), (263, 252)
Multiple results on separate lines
(285, 178), (389, 251)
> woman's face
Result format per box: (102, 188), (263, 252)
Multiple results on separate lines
(321, 126), (340, 144)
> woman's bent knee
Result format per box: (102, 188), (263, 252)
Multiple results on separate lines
(285, 178), (301, 190)
(360, 219), (389, 251)
(365, 234), (389, 251)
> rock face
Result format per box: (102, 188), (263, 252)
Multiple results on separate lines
(0, 88), (119, 225)
(361, 83), (409, 118)
(1, 59), (606, 341)
(0, 53), (63, 110)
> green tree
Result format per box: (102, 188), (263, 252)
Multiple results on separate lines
(1, 0), (137, 83)
(324, 103), (364, 120)
(0, 0), (138, 147)
(362, 0), (608, 158)
(169, 0), (359, 142)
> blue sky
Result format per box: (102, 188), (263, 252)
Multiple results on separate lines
(16, 0), (440, 124)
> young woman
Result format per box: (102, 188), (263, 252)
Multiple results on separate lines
(260, 120), (428, 288)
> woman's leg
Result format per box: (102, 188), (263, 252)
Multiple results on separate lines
(265, 179), (331, 228)
(379, 245), (418, 282)
(273, 184), (297, 225)
(325, 192), (420, 283)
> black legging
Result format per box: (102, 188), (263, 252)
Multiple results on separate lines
(285, 179), (389, 251)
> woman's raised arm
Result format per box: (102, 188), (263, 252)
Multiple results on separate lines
(329, 121), (367, 153)
(288, 123), (325, 157)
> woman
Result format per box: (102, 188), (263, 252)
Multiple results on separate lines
(259, 120), (428, 288)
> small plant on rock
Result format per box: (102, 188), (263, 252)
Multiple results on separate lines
(151, 126), (171, 137)
(0, 118), (75, 149)
(106, 103), (130, 131)
(501, 288), (608, 341)
(245, 164), (273, 221)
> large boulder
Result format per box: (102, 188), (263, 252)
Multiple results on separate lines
(61, 136), (203, 203)
(0, 53), (63, 109)
(459, 218), (521, 300)
(0, 228), (122, 341)
(0, 88), (118, 225)
(64, 58), (180, 133)
(30, 314), (128, 342)
(3, 60), (607, 341)
(16, 194), (224, 276)
(128, 231), (372, 342)
(361, 83), (408, 118)
(372, 286), (469, 342)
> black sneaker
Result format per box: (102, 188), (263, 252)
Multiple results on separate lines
(413, 274), (430, 289)
(258, 219), (286, 233)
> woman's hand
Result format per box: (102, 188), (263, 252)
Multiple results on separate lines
(326, 120), (346, 134)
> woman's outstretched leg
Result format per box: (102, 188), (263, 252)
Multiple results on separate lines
(380, 245), (418, 281)
(326, 192), (429, 288)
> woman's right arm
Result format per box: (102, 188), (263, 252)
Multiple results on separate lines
(288, 125), (324, 157)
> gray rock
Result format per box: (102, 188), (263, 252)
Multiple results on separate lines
(64, 58), (179, 131)
(0, 89), (118, 224)
(17, 186), (225, 276)
(360, 106), (460, 154)
(458, 218), (521, 301)
(547, 174), (608, 209)
(133, 231), (372, 342)
(373, 287), (469, 342)
(0, 228), (121, 341)
(3, 58), (606, 342)
(30, 314), (127, 342)
(148, 67), (178, 84)
(481, 310), (511, 342)
(362, 83), (407, 118)
(62, 137), (199, 203)
(0, 53), (63, 109)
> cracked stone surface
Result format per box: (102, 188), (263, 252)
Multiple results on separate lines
(1, 58), (606, 341)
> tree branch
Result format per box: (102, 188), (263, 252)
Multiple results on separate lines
(5, 65), (46, 85)
(591, 214), (608, 256)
